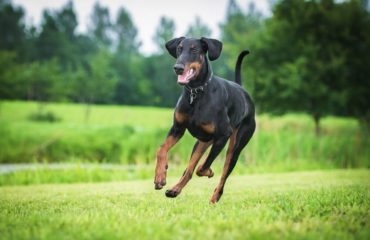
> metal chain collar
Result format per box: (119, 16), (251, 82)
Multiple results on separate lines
(184, 73), (213, 105)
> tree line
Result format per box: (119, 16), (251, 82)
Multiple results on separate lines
(0, 0), (369, 131)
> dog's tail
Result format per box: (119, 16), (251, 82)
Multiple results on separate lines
(235, 50), (250, 85)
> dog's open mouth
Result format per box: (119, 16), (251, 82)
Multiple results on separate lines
(178, 67), (196, 85)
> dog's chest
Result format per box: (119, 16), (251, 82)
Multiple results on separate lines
(175, 107), (215, 141)
(187, 121), (215, 142)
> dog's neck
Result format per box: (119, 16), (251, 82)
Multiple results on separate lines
(183, 57), (213, 105)
(186, 57), (213, 89)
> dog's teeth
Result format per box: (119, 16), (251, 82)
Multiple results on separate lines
(190, 69), (194, 74)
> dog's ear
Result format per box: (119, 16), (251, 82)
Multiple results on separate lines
(200, 37), (222, 61)
(165, 37), (185, 58)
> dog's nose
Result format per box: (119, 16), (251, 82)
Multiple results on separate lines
(174, 63), (184, 75)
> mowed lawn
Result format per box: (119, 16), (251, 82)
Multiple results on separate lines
(1, 170), (369, 240)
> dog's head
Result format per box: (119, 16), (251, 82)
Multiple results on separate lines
(165, 37), (222, 85)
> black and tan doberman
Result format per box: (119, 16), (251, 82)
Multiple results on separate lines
(154, 37), (255, 203)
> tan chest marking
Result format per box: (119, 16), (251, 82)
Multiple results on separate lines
(175, 111), (189, 124)
(200, 123), (216, 134)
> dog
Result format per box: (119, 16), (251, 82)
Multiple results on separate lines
(154, 37), (255, 203)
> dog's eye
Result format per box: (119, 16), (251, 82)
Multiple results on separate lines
(177, 46), (183, 55)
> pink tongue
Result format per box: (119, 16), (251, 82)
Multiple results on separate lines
(177, 69), (192, 84)
(178, 73), (188, 84)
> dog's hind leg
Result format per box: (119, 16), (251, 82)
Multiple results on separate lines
(196, 131), (231, 178)
(210, 117), (256, 203)
(165, 140), (212, 198)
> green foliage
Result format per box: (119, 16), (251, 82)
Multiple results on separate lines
(143, 54), (180, 107)
(220, 1), (263, 81)
(86, 49), (118, 103)
(338, 0), (370, 126)
(185, 16), (212, 38)
(28, 110), (61, 123)
(114, 7), (141, 54)
(0, 0), (26, 56)
(0, 51), (67, 101)
(152, 16), (176, 53)
(36, 1), (80, 68)
(0, 51), (23, 99)
(0, 170), (369, 239)
(111, 7), (147, 105)
(88, 2), (112, 48)
(225, 0), (370, 132)
(21, 59), (67, 102)
(215, 0), (370, 134)
(147, 16), (180, 107)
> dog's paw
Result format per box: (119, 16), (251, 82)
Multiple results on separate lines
(165, 189), (180, 198)
(154, 182), (166, 190)
(209, 187), (224, 204)
(154, 174), (166, 190)
(196, 168), (214, 178)
(210, 192), (221, 204)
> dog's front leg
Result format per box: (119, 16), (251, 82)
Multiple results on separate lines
(165, 140), (212, 198)
(154, 125), (185, 190)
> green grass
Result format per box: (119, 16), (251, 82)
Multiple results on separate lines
(0, 100), (172, 127)
(0, 170), (369, 239)
(0, 100), (369, 170)
(0, 164), (155, 186)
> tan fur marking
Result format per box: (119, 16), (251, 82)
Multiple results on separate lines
(155, 135), (181, 189)
(225, 128), (238, 164)
(168, 141), (212, 194)
(201, 123), (216, 134)
(210, 129), (238, 203)
(175, 111), (188, 124)
(155, 135), (177, 174)
(189, 62), (202, 72)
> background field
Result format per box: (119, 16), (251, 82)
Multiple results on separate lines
(1, 101), (369, 173)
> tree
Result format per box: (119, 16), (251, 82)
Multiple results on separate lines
(145, 16), (180, 107)
(218, 0), (263, 82)
(36, 1), (80, 69)
(339, 0), (370, 129)
(0, 51), (66, 102)
(88, 50), (117, 104)
(0, 51), (23, 99)
(69, 50), (117, 122)
(112, 7), (144, 104)
(226, 0), (242, 18)
(56, 1), (77, 41)
(244, 0), (370, 134)
(152, 16), (175, 53)
(21, 59), (65, 102)
(0, 0), (25, 50)
(185, 16), (212, 37)
(88, 2), (112, 49)
(114, 7), (141, 54)
(0, 0), (27, 59)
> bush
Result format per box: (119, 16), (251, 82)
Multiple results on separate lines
(28, 110), (62, 123)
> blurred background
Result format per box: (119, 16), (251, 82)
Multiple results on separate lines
(0, 0), (369, 185)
